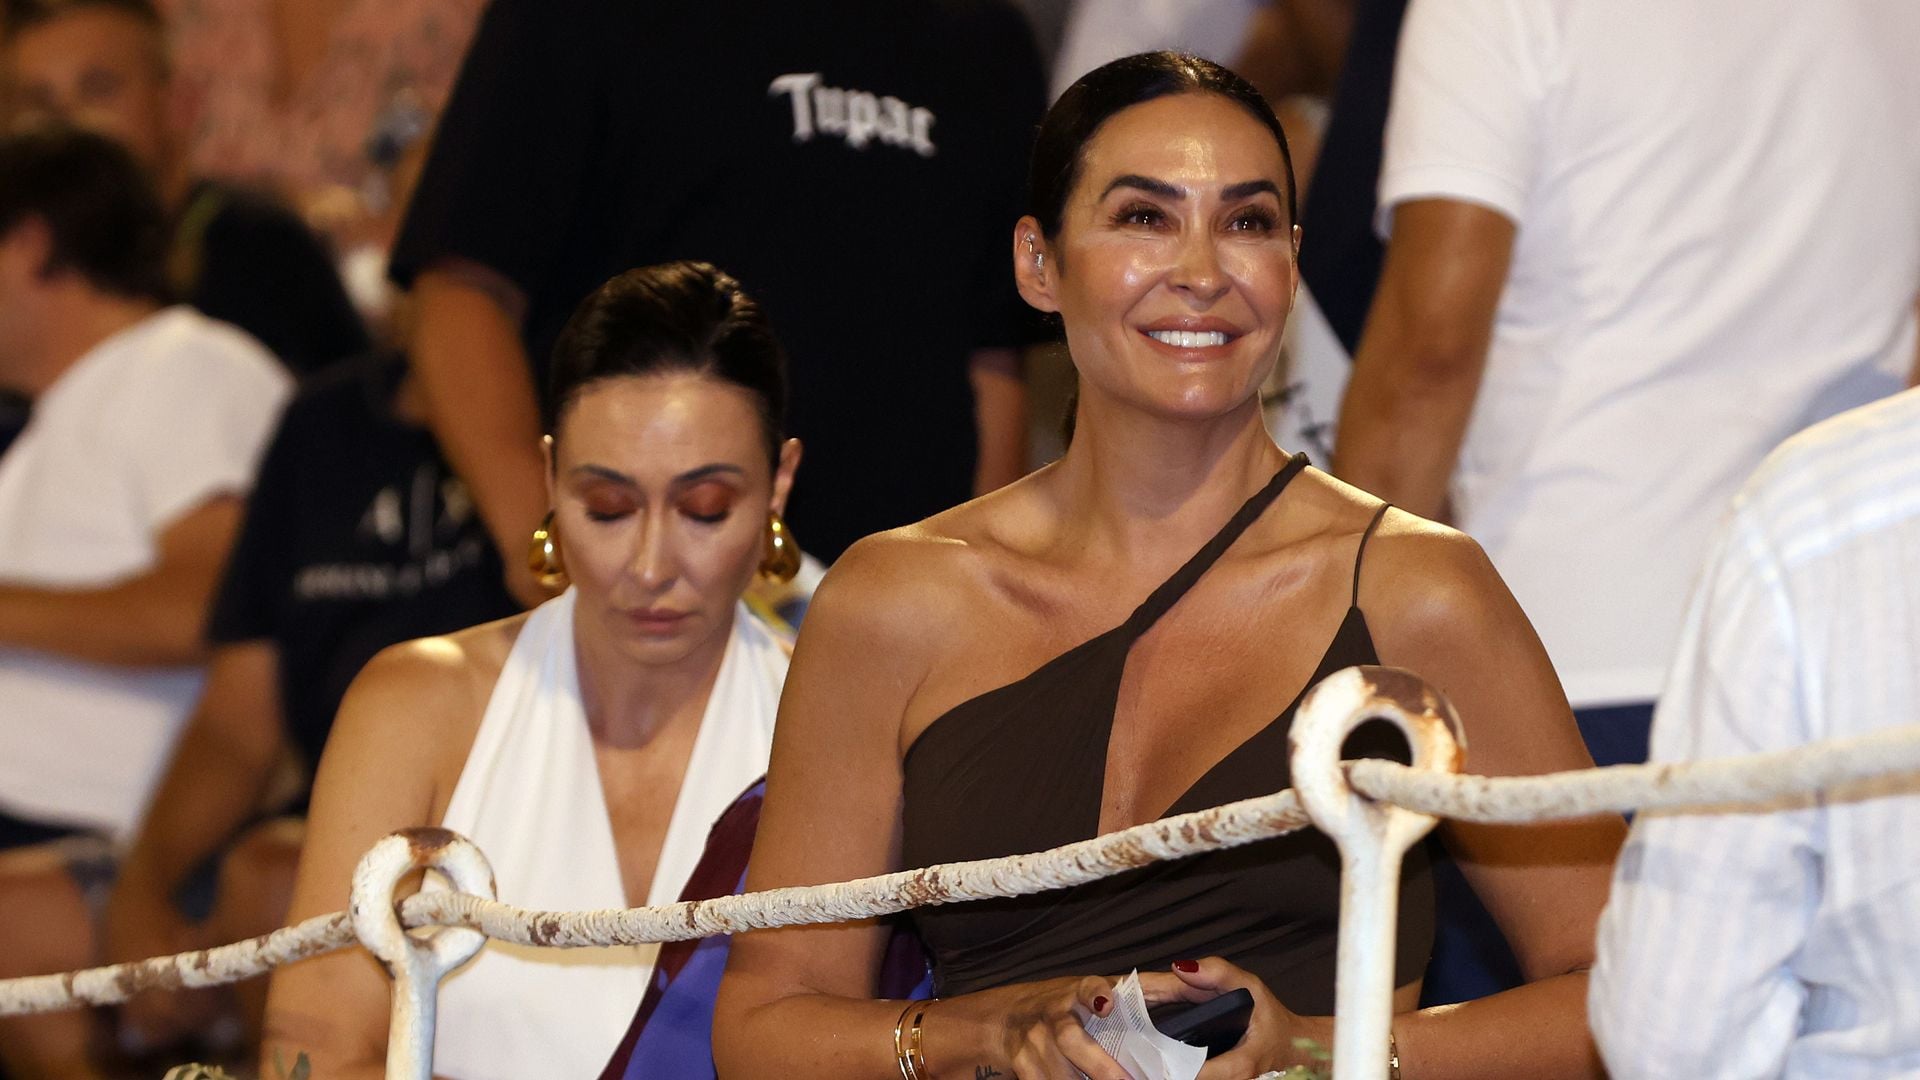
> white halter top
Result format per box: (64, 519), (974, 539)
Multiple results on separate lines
(429, 589), (788, 1079)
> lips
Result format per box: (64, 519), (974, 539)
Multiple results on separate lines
(625, 608), (691, 633)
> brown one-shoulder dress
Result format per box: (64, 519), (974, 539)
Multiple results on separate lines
(901, 454), (1434, 1014)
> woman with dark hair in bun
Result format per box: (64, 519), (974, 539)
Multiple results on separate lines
(261, 261), (804, 1079)
(715, 53), (1620, 1079)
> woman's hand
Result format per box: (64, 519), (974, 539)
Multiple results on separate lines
(926, 974), (1135, 1080)
(1137, 957), (1331, 1080)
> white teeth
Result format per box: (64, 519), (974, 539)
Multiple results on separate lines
(1147, 329), (1229, 348)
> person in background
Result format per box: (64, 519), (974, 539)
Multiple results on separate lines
(1335, 0), (1920, 768)
(262, 262), (802, 1080)
(99, 340), (517, 1058)
(157, 0), (485, 328)
(2, 0), (370, 376)
(388, 0), (1047, 605)
(1053, 0), (1351, 190)
(1591, 387), (1920, 1076)
(0, 127), (290, 1080)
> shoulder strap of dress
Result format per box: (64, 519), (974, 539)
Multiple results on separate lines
(1352, 503), (1392, 608)
(1126, 452), (1311, 632)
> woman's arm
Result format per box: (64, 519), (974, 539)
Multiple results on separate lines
(714, 538), (1132, 1080)
(258, 638), (480, 1080)
(1367, 520), (1625, 1079)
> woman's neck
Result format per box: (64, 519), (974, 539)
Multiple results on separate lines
(1050, 396), (1290, 562)
(570, 604), (736, 751)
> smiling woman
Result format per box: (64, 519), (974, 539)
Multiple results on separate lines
(712, 53), (1622, 1080)
(259, 262), (803, 1080)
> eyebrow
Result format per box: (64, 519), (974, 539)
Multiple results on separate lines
(1097, 174), (1284, 203)
(1223, 179), (1282, 202)
(1099, 174), (1182, 201)
(567, 462), (747, 487)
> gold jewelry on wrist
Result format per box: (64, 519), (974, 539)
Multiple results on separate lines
(893, 997), (936, 1079)
(1388, 1025), (1403, 1080)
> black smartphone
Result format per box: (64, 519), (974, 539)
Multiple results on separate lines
(1148, 988), (1254, 1058)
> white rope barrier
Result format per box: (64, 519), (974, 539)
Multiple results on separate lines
(3, 665), (1919, 1080)
(0, 788), (1318, 1017)
(1351, 721), (1920, 823)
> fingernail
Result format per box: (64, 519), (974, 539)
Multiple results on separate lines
(1092, 995), (1109, 1014)
(1172, 959), (1200, 973)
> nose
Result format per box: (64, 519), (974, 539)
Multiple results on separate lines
(629, 511), (676, 592)
(1168, 229), (1230, 305)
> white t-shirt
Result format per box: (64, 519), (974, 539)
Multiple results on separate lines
(1378, 0), (1920, 707)
(0, 306), (291, 838)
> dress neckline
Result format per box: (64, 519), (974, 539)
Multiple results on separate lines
(905, 453), (1313, 771)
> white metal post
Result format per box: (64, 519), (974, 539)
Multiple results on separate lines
(1291, 666), (1464, 1080)
(348, 828), (496, 1080)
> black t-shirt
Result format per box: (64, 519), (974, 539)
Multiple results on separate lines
(391, 0), (1047, 559)
(207, 353), (517, 769)
(1296, 0), (1410, 355)
(175, 179), (373, 377)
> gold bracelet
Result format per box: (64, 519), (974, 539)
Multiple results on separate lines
(893, 999), (919, 1080)
(907, 999), (935, 1079)
(1388, 1026), (1403, 1080)
(893, 997), (936, 1080)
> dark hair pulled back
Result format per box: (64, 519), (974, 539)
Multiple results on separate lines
(1028, 51), (1297, 240)
(0, 127), (168, 300)
(546, 261), (788, 465)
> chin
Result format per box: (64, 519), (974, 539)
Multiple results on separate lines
(612, 626), (708, 668)
(1151, 382), (1263, 423)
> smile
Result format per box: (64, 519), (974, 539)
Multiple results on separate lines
(1145, 329), (1231, 348)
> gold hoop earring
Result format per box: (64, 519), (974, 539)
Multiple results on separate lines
(528, 511), (567, 588)
(759, 514), (801, 584)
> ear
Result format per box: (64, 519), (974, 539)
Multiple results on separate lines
(770, 437), (803, 518)
(540, 433), (557, 511)
(0, 217), (54, 284)
(1288, 224), (1303, 312)
(1011, 215), (1059, 314)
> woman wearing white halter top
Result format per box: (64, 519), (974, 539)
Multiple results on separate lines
(261, 262), (805, 1079)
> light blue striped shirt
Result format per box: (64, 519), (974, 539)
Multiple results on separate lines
(1592, 388), (1920, 1077)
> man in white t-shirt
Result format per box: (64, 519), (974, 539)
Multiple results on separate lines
(1334, 0), (1920, 764)
(0, 128), (289, 1077)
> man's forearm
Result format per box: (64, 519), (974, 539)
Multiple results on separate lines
(0, 579), (212, 666)
(1331, 301), (1485, 521)
(409, 266), (550, 603)
(1332, 200), (1515, 521)
(969, 347), (1030, 496)
(0, 495), (242, 665)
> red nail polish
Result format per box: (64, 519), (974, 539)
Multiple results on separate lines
(1173, 959), (1200, 973)
(1093, 995), (1109, 1014)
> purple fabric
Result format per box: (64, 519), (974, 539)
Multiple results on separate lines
(599, 780), (933, 1079)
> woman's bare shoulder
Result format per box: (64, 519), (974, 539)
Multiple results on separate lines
(798, 484), (1045, 670)
(1285, 470), (1505, 626)
(331, 612), (532, 755)
(1333, 502), (1537, 669)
